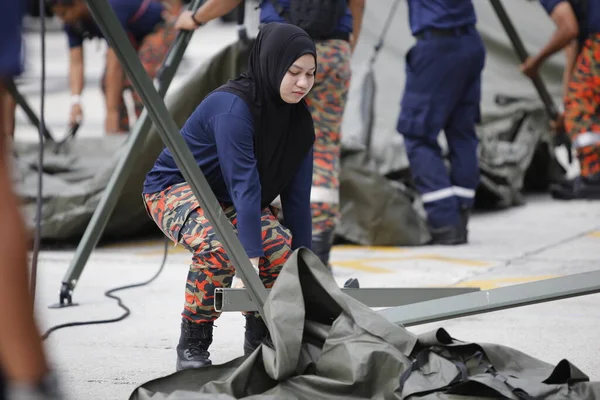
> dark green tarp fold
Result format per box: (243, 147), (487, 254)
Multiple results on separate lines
(130, 249), (600, 400)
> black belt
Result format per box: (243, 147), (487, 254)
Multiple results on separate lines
(258, 24), (350, 42)
(416, 26), (471, 40)
(312, 31), (351, 42)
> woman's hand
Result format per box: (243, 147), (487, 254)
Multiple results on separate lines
(232, 257), (261, 288)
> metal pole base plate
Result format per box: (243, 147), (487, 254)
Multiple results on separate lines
(48, 283), (79, 309)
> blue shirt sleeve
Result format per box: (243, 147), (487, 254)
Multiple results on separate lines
(540, 0), (565, 15)
(280, 149), (314, 251)
(64, 25), (83, 48)
(108, 0), (134, 28)
(212, 113), (265, 259)
(0, 0), (24, 77)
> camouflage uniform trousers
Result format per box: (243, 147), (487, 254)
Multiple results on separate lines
(143, 182), (293, 323)
(304, 39), (352, 235)
(564, 33), (600, 177)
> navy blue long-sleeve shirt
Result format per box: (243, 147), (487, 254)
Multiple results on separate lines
(143, 91), (313, 258)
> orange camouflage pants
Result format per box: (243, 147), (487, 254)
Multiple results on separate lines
(304, 39), (352, 235)
(564, 34), (600, 177)
(143, 183), (292, 323)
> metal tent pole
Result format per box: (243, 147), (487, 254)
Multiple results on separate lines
(214, 287), (479, 312)
(5, 78), (54, 143)
(377, 270), (600, 326)
(79, 0), (268, 316)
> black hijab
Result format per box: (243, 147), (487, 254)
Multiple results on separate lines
(214, 22), (317, 208)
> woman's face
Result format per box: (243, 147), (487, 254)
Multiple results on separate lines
(279, 54), (316, 104)
(53, 1), (89, 25)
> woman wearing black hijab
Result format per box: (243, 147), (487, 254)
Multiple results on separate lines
(142, 22), (317, 370)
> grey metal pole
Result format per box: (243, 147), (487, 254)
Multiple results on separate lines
(377, 270), (600, 327)
(81, 0), (268, 315)
(214, 287), (479, 312)
(56, 0), (206, 307)
(5, 79), (54, 143)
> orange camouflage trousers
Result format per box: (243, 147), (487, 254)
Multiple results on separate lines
(304, 39), (352, 235)
(143, 183), (293, 323)
(564, 34), (600, 177)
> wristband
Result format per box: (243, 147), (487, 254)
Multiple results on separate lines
(70, 94), (81, 106)
(191, 12), (204, 27)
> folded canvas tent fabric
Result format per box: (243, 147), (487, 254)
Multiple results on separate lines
(129, 248), (600, 400)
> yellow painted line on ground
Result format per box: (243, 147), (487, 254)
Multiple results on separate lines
(335, 255), (490, 268)
(103, 238), (166, 249)
(331, 260), (395, 273)
(137, 245), (188, 256)
(333, 245), (408, 253)
(454, 275), (560, 290)
(332, 254), (491, 273)
(588, 231), (600, 238)
(407, 255), (491, 267)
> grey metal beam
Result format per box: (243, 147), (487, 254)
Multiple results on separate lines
(56, 0), (206, 307)
(5, 79), (54, 143)
(377, 270), (600, 327)
(83, 0), (268, 316)
(214, 287), (480, 312)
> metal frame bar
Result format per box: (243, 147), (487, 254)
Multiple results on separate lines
(377, 270), (600, 327)
(56, 0), (204, 306)
(215, 287), (479, 312)
(5, 78), (55, 143)
(72, 0), (269, 317)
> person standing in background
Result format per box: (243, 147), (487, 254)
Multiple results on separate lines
(521, 0), (600, 200)
(49, 0), (181, 134)
(396, 0), (486, 245)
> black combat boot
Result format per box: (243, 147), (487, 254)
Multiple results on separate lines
(176, 319), (213, 371)
(550, 174), (600, 200)
(311, 228), (336, 269)
(243, 314), (271, 356)
(428, 222), (467, 245)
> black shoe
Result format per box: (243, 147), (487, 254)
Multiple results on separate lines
(312, 228), (336, 269)
(344, 278), (360, 288)
(550, 174), (600, 200)
(244, 314), (271, 356)
(428, 223), (467, 245)
(176, 319), (213, 371)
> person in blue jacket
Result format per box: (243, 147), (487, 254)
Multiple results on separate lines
(49, 0), (181, 134)
(396, 0), (486, 245)
(0, 2), (61, 399)
(142, 22), (316, 370)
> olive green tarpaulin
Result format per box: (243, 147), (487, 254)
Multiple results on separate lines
(129, 249), (600, 400)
